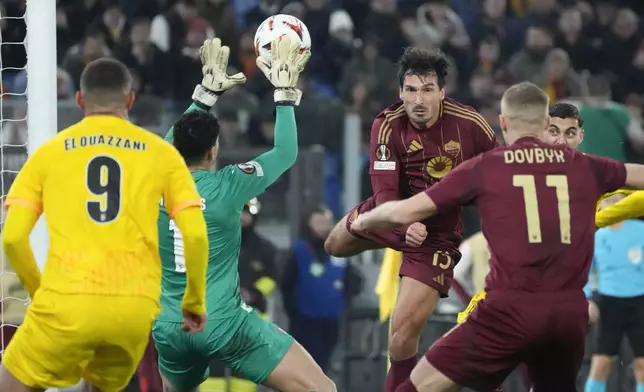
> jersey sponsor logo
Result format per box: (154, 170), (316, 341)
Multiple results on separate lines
(237, 161), (264, 176)
(407, 140), (423, 153)
(373, 161), (396, 171)
(444, 140), (461, 156)
(426, 156), (453, 178)
(375, 144), (391, 161)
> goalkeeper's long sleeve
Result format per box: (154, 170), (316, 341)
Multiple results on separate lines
(2, 205), (41, 298)
(252, 105), (298, 186)
(173, 206), (209, 315)
(596, 191), (644, 228)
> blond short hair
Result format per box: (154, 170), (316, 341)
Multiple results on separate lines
(500, 82), (549, 128)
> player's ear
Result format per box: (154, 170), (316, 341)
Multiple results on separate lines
(126, 91), (136, 110)
(580, 129), (584, 143)
(75, 91), (84, 111)
(439, 88), (445, 100)
(399, 87), (403, 100)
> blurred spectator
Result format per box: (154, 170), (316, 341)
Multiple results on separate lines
(217, 109), (247, 148)
(150, 0), (199, 53)
(360, 0), (406, 61)
(0, 102), (28, 194)
(282, 206), (362, 371)
(416, 0), (470, 53)
(455, 69), (497, 110)
(91, 0), (128, 50)
(507, 24), (554, 82)
(172, 17), (213, 104)
(61, 28), (110, 90)
(615, 42), (644, 103)
(339, 38), (396, 105)
(247, 107), (276, 148)
(602, 8), (641, 79)
(467, 36), (514, 95)
(235, 30), (259, 79)
(308, 9), (356, 86)
(56, 1), (75, 63)
(239, 198), (279, 317)
(555, 6), (597, 73)
(245, 0), (284, 30)
(0, 1), (27, 72)
(302, 0), (333, 52)
(281, 1), (307, 21)
(466, 0), (524, 58)
(534, 48), (582, 103)
(523, 0), (559, 28)
(197, 0), (239, 57)
(572, 75), (644, 161)
(586, 0), (618, 48)
(114, 18), (169, 96)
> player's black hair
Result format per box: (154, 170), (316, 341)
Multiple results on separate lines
(80, 57), (132, 98)
(549, 103), (584, 128)
(397, 47), (449, 89)
(172, 111), (220, 166)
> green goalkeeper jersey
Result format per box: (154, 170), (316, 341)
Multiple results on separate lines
(157, 104), (298, 322)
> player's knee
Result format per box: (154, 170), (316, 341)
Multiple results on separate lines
(389, 317), (425, 359)
(589, 355), (612, 380)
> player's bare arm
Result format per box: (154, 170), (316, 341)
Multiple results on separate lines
(353, 193), (438, 232)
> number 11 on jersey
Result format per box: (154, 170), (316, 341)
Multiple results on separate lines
(513, 174), (571, 244)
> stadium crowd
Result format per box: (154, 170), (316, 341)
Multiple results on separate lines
(1, 0), (644, 391)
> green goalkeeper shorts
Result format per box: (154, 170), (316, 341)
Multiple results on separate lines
(152, 308), (293, 390)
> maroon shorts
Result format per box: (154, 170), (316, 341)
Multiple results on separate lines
(426, 291), (588, 392)
(347, 196), (460, 297)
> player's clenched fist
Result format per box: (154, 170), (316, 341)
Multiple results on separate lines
(256, 35), (311, 105)
(405, 222), (427, 247)
(192, 38), (247, 109)
(182, 309), (207, 333)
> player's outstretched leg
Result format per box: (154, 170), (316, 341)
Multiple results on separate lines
(385, 276), (440, 392)
(394, 357), (458, 392)
(0, 365), (45, 392)
(262, 340), (336, 392)
(324, 212), (384, 257)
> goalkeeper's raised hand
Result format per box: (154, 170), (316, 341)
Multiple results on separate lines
(256, 35), (311, 106)
(192, 38), (247, 110)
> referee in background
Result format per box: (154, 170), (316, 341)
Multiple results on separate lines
(585, 193), (644, 392)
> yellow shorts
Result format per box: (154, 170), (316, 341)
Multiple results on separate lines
(3, 288), (160, 392)
(457, 290), (486, 324)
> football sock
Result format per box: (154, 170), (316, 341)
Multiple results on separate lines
(636, 383), (644, 392)
(385, 356), (418, 392)
(394, 379), (418, 392)
(584, 378), (606, 392)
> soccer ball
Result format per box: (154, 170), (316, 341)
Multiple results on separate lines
(254, 14), (311, 57)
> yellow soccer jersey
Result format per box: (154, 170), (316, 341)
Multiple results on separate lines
(596, 189), (640, 228)
(5, 115), (201, 301)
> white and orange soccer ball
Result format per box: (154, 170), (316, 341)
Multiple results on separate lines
(254, 14), (311, 57)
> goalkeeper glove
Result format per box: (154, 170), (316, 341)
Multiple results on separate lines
(192, 38), (247, 110)
(256, 35), (311, 106)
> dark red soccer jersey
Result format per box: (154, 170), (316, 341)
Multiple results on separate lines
(368, 98), (498, 250)
(425, 136), (627, 292)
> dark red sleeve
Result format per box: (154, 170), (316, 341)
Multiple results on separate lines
(472, 113), (499, 154)
(425, 154), (482, 212)
(368, 116), (400, 205)
(584, 153), (627, 194)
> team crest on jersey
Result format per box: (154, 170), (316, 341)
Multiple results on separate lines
(237, 161), (264, 176)
(375, 144), (391, 161)
(444, 140), (461, 156)
(426, 156), (453, 178)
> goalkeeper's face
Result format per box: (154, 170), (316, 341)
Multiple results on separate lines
(543, 116), (583, 149)
(400, 73), (445, 128)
